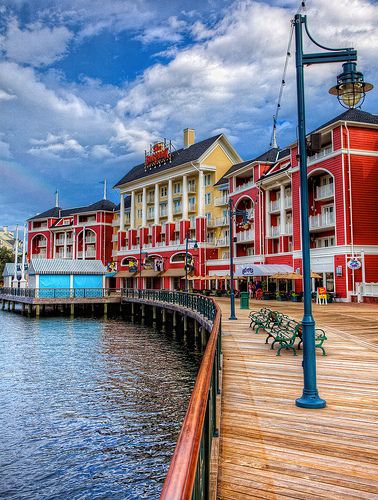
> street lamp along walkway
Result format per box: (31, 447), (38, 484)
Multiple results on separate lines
(294, 13), (373, 409)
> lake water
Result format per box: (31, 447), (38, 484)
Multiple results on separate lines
(0, 310), (201, 499)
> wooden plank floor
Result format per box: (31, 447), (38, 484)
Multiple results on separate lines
(216, 299), (378, 499)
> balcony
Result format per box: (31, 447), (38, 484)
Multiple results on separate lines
(156, 241), (166, 247)
(55, 239), (65, 245)
(77, 250), (96, 258)
(173, 206), (182, 215)
(144, 242), (153, 248)
(236, 229), (254, 243)
(214, 195), (229, 207)
(37, 240), (47, 247)
(215, 217), (229, 227)
(308, 145), (332, 163)
(189, 219), (196, 229)
(131, 244), (139, 250)
(233, 180), (254, 195)
(188, 183), (196, 193)
(284, 196), (292, 209)
(188, 202), (196, 212)
(285, 222), (293, 234)
(85, 236), (96, 243)
(147, 211), (155, 220)
(270, 225), (280, 238)
(221, 251), (230, 259)
(175, 221), (180, 231)
(160, 209), (167, 217)
(112, 234), (118, 242)
(315, 184), (334, 200)
(32, 252), (47, 259)
(309, 212), (335, 231)
(216, 237), (229, 247)
(269, 199), (280, 213)
(207, 237), (215, 245)
(112, 218), (120, 227)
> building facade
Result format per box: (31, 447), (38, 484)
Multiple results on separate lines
(27, 199), (116, 266)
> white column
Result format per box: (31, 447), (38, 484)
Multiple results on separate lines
(280, 184), (286, 235)
(154, 183), (159, 225)
(265, 190), (271, 238)
(72, 231), (76, 259)
(182, 175), (188, 220)
(142, 187), (147, 227)
(119, 194), (125, 232)
(167, 179), (173, 222)
(198, 170), (205, 217)
(130, 191), (135, 229)
(82, 227), (86, 260)
(63, 231), (67, 258)
(53, 232), (56, 258)
(20, 224), (27, 288)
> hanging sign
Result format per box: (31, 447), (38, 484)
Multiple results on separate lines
(347, 258), (361, 270)
(145, 140), (171, 169)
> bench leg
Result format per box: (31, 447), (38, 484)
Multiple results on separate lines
(317, 345), (327, 356)
(277, 345), (297, 356)
(297, 339), (303, 350)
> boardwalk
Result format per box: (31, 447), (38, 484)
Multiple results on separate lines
(216, 299), (378, 499)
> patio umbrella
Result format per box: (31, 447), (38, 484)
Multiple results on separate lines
(311, 272), (322, 278)
(271, 272), (302, 280)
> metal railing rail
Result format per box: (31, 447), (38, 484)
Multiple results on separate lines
(122, 289), (222, 499)
(0, 288), (121, 299)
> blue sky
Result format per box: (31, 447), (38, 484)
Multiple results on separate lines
(0, 0), (377, 229)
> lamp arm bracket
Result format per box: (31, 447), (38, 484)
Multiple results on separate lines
(303, 15), (354, 53)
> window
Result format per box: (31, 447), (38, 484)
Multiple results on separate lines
(315, 236), (335, 248)
(188, 196), (196, 210)
(160, 186), (167, 197)
(205, 212), (212, 223)
(137, 193), (143, 203)
(137, 209), (142, 219)
(189, 215), (196, 228)
(174, 200), (182, 213)
(188, 179), (196, 191)
(148, 207), (154, 219)
(160, 203), (167, 216)
(204, 174), (212, 186)
(173, 182), (181, 194)
(205, 192), (211, 205)
(148, 191), (154, 203)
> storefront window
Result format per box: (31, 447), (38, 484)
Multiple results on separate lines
(325, 272), (334, 292)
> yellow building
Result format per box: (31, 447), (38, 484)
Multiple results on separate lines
(113, 128), (242, 289)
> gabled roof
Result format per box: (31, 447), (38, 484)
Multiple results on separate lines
(114, 134), (223, 188)
(312, 108), (378, 133)
(28, 258), (107, 275)
(29, 199), (117, 221)
(2, 263), (28, 277)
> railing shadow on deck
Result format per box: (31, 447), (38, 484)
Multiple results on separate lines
(122, 289), (222, 500)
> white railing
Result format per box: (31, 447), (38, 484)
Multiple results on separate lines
(309, 213), (335, 229)
(285, 222), (293, 234)
(270, 200), (280, 212)
(173, 206), (182, 214)
(66, 238), (73, 245)
(144, 243), (153, 248)
(233, 180), (254, 194)
(270, 225), (280, 238)
(188, 203), (196, 212)
(66, 253), (72, 259)
(119, 246), (128, 252)
(216, 237), (229, 246)
(214, 195), (229, 206)
(221, 251), (230, 259)
(361, 282), (378, 297)
(131, 244), (139, 250)
(207, 237), (215, 245)
(112, 218), (120, 227)
(188, 183), (196, 193)
(190, 219), (196, 229)
(33, 224), (48, 230)
(85, 236), (96, 243)
(284, 196), (292, 209)
(215, 217), (229, 227)
(160, 209), (167, 217)
(156, 241), (166, 247)
(236, 229), (254, 242)
(147, 211), (155, 220)
(32, 252), (47, 259)
(316, 184), (334, 200)
(308, 146), (332, 162)
(206, 219), (215, 227)
(55, 239), (65, 245)
(112, 234), (118, 242)
(175, 221), (180, 231)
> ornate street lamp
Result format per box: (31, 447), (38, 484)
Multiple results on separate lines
(294, 14), (373, 409)
(185, 231), (198, 293)
(228, 199), (249, 320)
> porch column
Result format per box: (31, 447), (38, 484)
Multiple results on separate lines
(82, 227), (86, 260)
(119, 194), (125, 232)
(167, 179), (173, 222)
(154, 183), (159, 225)
(280, 184), (286, 235)
(72, 231), (76, 259)
(142, 187), (147, 227)
(53, 232), (56, 258)
(130, 191), (135, 229)
(63, 231), (67, 258)
(265, 189), (271, 238)
(182, 174), (188, 220)
(198, 170), (205, 217)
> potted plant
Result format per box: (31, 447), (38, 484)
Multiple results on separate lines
(291, 292), (301, 302)
(215, 290), (223, 297)
(276, 291), (288, 301)
(326, 293), (333, 303)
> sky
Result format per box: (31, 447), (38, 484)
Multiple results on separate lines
(0, 0), (377, 230)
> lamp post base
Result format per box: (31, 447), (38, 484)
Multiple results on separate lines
(228, 315), (237, 320)
(296, 393), (326, 409)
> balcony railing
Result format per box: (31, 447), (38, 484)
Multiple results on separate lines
(32, 252), (47, 259)
(236, 229), (254, 242)
(188, 203), (196, 212)
(309, 213), (335, 229)
(270, 225), (280, 238)
(214, 195), (229, 206)
(112, 234), (118, 242)
(147, 211), (155, 220)
(315, 184), (334, 200)
(77, 250), (96, 258)
(85, 236), (96, 243)
(37, 241), (47, 247)
(175, 221), (180, 231)
(270, 199), (280, 212)
(285, 222), (293, 234)
(160, 209), (167, 217)
(173, 206), (182, 215)
(156, 241), (166, 247)
(216, 237), (229, 246)
(188, 183), (196, 193)
(221, 251), (230, 259)
(308, 146), (332, 162)
(284, 196), (292, 209)
(233, 180), (254, 194)
(215, 217), (229, 227)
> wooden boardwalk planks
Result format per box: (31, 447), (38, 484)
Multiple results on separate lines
(216, 299), (378, 499)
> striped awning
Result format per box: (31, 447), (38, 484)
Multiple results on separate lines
(28, 258), (107, 275)
(161, 269), (186, 277)
(115, 270), (137, 278)
(135, 270), (161, 277)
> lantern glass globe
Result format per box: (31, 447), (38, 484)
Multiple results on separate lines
(339, 82), (363, 108)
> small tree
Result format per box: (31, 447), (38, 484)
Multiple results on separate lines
(0, 246), (14, 277)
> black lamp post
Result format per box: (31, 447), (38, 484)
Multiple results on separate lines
(228, 198), (249, 320)
(139, 244), (148, 289)
(294, 14), (373, 409)
(185, 231), (198, 293)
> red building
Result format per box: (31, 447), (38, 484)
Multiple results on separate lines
(206, 109), (378, 301)
(27, 199), (117, 266)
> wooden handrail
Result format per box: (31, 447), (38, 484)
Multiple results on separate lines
(160, 298), (221, 499)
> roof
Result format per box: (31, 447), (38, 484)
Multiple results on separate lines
(2, 263), (28, 277)
(28, 259), (107, 275)
(312, 109), (378, 133)
(28, 199), (117, 221)
(114, 134), (222, 188)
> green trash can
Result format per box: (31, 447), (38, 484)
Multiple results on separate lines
(240, 291), (250, 309)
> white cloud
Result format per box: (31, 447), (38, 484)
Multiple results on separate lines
(28, 133), (87, 160)
(137, 16), (188, 44)
(0, 18), (73, 67)
(0, 135), (12, 159)
(0, 89), (16, 101)
(91, 144), (115, 160)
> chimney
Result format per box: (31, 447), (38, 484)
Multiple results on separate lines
(184, 128), (195, 148)
(3, 225), (8, 233)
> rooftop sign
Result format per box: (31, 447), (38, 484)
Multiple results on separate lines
(144, 140), (171, 169)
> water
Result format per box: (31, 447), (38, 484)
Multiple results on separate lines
(0, 310), (201, 499)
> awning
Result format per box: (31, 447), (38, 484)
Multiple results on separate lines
(136, 270), (161, 277)
(161, 269), (186, 277)
(208, 269), (230, 277)
(235, 264), (293, 277)
(115, 270), (137, 278)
